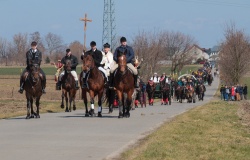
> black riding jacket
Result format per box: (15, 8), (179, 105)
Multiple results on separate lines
(83, 49), (103, 67)
(26, 49), (42, 69)
(61, 55), (78, 71)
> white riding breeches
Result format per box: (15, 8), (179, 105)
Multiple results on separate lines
(98, 67), (108, 80)
(110, 63), (138, 75)
(59, 70), (78, 81)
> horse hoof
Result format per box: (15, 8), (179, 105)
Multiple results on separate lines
(65, 109), (69, 112)
(36, 115), (40, 118)
(30, 115), (34, 118)
(98, 113), (102, 117)
(73, 106), (76, 111)
(26, 116), (30, 119)
(118, 113), (123, 118)
(125, 113), (130, 118)
(118, 115), (123, 118)
(85, 113), (89, 117)
(61, 105), (64, 109)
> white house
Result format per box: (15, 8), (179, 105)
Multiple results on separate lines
(186, 44), (210, 63)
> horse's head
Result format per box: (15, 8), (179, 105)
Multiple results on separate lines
(82, 54), (94, 72)
(118, 54), (127, 74)
(65, 59), (72, 73)
(30, 64), (40, 83)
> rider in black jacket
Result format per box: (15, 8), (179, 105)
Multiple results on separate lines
(18, 41), (46, 94)
(56, 49), (79, 90)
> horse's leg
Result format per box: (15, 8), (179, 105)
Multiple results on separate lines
(61, 90), (65, 109)
(108, 90), (114, 113)
(65, 92), (69, 112)
(82, 90), (89, 117)
(69, 92), (72, 112)
(72, 93), (76, 111)
(97, 90), (103, 117)
(117, 91), (123, 118)
(30, 98), (34, 118)
(35, 97), (40, 118)
(125, 90), (133, 118)
(89, 90), (95, 117)
(26, 98), (31, 119)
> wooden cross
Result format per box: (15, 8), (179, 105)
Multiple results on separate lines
(80, 13), (92, 52)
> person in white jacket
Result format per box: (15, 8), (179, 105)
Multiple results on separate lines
(101, 43), (114, 82)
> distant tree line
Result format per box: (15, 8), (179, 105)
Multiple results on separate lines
(0, 31), (83, 66)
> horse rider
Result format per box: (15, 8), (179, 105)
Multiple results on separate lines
(150, 72), (160, 83)
(18, 41), (46, 94)
(109, 36), (139, 89)
(101, 43), (114, 85)
(54, 58), (64, 82)
(81, 41), (107, 88)
(160, 72), (170, 84)
(56, 49), (79, 90)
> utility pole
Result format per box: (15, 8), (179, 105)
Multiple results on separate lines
(102, 0), (117, 52)
(80, 13), (92, 52)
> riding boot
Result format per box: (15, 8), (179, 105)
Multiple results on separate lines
(18, 78), (24, 94)
(104, 77), (108, 88)
(75, 80), (79, 90)
(109, 73), (114, 90)
(134, 75), (139, 88)
(42, 79), (46, 94)
(82, 77), (87, 88)
(56, 81), (61, 90)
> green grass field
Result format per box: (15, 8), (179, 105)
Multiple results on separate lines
(120, 100), (250, 160)
(0, 64), (202, 76)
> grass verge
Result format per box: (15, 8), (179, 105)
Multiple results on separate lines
(119, 100), (250, 160)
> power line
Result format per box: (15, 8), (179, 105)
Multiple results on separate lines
(176, 0), (250, 8)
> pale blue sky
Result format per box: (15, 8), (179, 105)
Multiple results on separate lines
(0, 0), (250, 49)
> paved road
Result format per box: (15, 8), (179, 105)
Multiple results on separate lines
(0, 75), (219, 160)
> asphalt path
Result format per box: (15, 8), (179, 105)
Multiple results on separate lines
(0, 74), (219, 160)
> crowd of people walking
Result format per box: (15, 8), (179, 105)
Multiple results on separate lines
(220, 84), (248, 101)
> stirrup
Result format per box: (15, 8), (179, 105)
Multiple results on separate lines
(18, 88), (24, 94)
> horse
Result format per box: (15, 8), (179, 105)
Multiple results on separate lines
(146, 80), (156, 106)
(80, 54), (105, 117)
(113, 54), (134, 118)
(159, 78), (171, 105)
(196, 84), (206, 101)
(172, 80), (185, 103)
(60, 60), (77, 112)
(207, 73), (213, 86)
(185, 84), (195, 103)
(23, 64), (43, 119)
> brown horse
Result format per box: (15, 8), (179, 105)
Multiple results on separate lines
(114, 54), (134, 118)
(80, 54), (105, 117)
(23, 64), (43, 119)
(185, 84), (195, 103)
(61, 60), (77, 112)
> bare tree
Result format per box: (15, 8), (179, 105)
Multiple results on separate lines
(219, 23), (250, 84)
(69, 41), (84, 59)
(0, 37), (9, 65)
(44, 32), (63, 55)
(132, 30), (195, 81)
(12, 33), (29, 65)
(132, 31), (165, 81)
(30, 31), (45, 53)
(162, 31), (195, 75)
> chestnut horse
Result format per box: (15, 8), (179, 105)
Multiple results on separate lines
(80, 54), (105, 117)
(23, 64), (43, 119)
(60, 60), (77, 112)
(114, 54), (134, 118)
